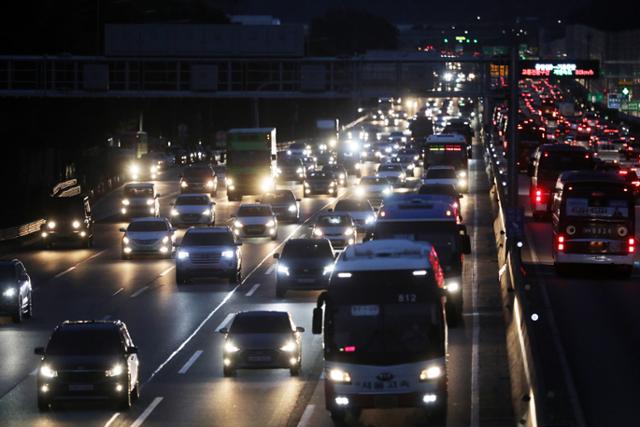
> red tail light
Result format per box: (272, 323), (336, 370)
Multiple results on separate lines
(535, 189), (542, 202)
(628, 237), (635, 254)
(557, 235), (565, 252)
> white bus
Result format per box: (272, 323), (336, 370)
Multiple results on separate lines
(312, 240), (448, 424)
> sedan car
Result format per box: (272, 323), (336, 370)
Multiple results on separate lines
(423, 166), (465, 192)
(176, 227), (242, 285)
(354, 176), (393, 205)
(120, 217), (175, 259)
(232, 204), (278, 240)
(35, 320), (139, 411)
(259, 190), (300, 223)
(376, 163), (406, 186)
(332, 198), (376, 231)
(121, 183), (160, 218)
(273, 238), (335, 298)
(322, 164), (349, 186)
(0, 259), (32, 323)
(180, 165), (218, 196)
(303, 171), (338, 197)
(311, 213), (356, 250)
(219, 311), (304, 377)
(170, 194), (215, 227)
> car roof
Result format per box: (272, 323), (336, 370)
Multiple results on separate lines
(124, 183), (154, 189)
(185, 226), (232, 235)
(284, 238), (330, 247)
(58, 320), (122, 331)
(379, 196), (457, 221)
(336, 240), (434, 272)
(239, 203), (270, 208)
(129, 217), (168, 223)
(234, 310), (289, 320)
(558, 170), (627, 185)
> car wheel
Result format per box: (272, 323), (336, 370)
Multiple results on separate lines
(275, 284), (287, 299)
(223, 366), (236, 377)
(271, 231), (278, 241)
(229, 269), (242, 285)
(131, 380), (140, 402)
(12, 303), (23, 323)
(37, 396), (50, 412)
(289, 360), (301, 376)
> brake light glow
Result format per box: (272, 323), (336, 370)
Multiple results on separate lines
(341, 346), (357, 353)
(557, 235), (565, 252)
(629, 238), (635, 254)
(535, 189), (542, 203)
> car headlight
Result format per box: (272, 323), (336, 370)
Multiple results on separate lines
(328, 369), (352, 383)
(150, 165), (158, 174)
(2, 287), (16, 298)
(414, 155), (420, 161)
(202, 209), (211, 216)
(383, 187), (392, 195)
(313, 228), (323, 237)
(355, 187), (365, 197)
(123, 236), (130, 244)
(72, 220), (81, 229)
(105, 363), (125, 377)
(40, 364), (58, 378)
(47, 220), (56, 229)
(288, 204), (297, 213)
(226, 177), (234, 186)
(129, 164), (140, 176)
(145, 198), (153, 206)
(296, 168), (303, 174)
(162, 236), (170, 244)
(277, 264), (290, 276)
(458, 171), (467, 178)
(365, 215), (375, 224)
(280, 340), (297, 353)
(344, 227), (354, 236)
(234, 220), (243, 228)
(419, 366), (442, 381)
(181, 181), (188, 188)
(171, 208), (179, 217)
(224, 341), (240, 353)
(122, 199), (130, 206)
(206, 180), (214, 189)
(339, 173), (345, 180)
(303, 181), (310, 187)
(221, 250), (234, 259)
(177, 250), (189, 260)
(447, 281), (460, 293)
(457, 178), (467, 187)
(261, 177), (275, 192)
(323, 264), (334, 276)
(266, 220), (276, 228)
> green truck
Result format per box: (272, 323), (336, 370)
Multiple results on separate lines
(225, 128), (277, 201)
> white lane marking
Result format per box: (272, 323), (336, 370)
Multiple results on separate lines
(104, 412), (120, 427)
(178, 350), (203, 374)
(159, 266), (175, 277)
(144, 196), (341, 385)
(470, 157), (480, 427)
(52, 249), (107, 279)
(264, 264), (275, 275)
(112, 288), (124, 297)
(297, 404), (315, 427)
(245, 283), (261, 297)
(130, 286), (149, 299)
(215, 313), (235, 332)
(130, 396), (163, 427)
(102, 315), (112, 321)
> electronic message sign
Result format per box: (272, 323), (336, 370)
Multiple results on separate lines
(519, 60), (599, 79)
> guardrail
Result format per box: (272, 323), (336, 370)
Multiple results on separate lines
(484, 132), (583, 426)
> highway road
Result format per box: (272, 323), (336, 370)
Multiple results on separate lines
(0, 143), (513, 427)
(519, 175), (640, 427)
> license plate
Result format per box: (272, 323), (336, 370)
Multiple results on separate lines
(248, 355), (271, 362)
(297, 278), (316, 283)
(589, 241), (607, 253)
(374, 395), (398, 408)
(69, 384), (94, 392)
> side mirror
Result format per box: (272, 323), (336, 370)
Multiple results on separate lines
(273, 253), (280, 260)
(34, 347), (45, 356)
(312, 307), (323, 335)
(127, 346), (138, 354)
(119, 227), (127, 233)
(219, 327), (228, 335)
(296, 326), (305, 333)
(462, 235), (472, 255)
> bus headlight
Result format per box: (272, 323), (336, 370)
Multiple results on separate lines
(328, 369), (352, 383)
(419, 366), (442, 381)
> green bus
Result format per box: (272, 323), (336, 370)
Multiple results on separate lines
(226, 128), (277, 201)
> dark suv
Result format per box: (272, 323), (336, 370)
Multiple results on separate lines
(274, 238), (335, 298)
(35, 320), (140, 411)
(180, 165), (218, 195)
(0, 259), (32, 323)
(41, 196), (94, 248)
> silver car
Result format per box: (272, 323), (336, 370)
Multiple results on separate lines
(175, 227), (242, 284)
(120, 217), (175, 259)
(232, 204), (278, 240)
(332, 198), (376, 232)
(170, 194), (215, 227)
(311, 213), (356, 250)
(121, 183), (160, 218)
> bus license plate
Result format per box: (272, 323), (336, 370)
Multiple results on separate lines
(583, 226), (612, 236)
(589, 242), (607, 253)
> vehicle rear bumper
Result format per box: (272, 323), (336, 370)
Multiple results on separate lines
(555, 252), (634, 266)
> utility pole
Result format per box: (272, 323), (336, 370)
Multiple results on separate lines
(507, 36), (519, 209)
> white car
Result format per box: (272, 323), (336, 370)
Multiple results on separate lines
(332, 199), (376, 231)
(170, 194), (215, 227)
(376, 163), (406, 186)
(232, 204), (278, 240)
(121, 183), (160, 218)
(354, 176), (393, 204)
(423, 166), (466, 192)
(120, 217), (175, 259)
(311, 213), (356, 250)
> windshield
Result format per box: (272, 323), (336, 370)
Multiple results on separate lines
(317, 215), (351, 227)
(538, 153), (592, 178)
(238, 206), (272, 217)
(182, 232), (234, 246)
(127, 221), (168, 232)
(46, 329), (123, 356)
(309, 172), (329, 179)
(379, 164), (402, 172)
(183, 168), (213, 179)
(230, 314), (291, 334)
(564, 186), (632, 219)
(175, 196), (209, 206)
(281, 240), (333, 259)
(262, 192), (294, 204)
(426, 169), (456, 179)
(124, 187), (153, 198)
(335, 200), (372, 212)
(227, 151), (270, 167)
(46, 198), (83, 216)
(374, 221), (459, 261)
(361, 177), (387, 185)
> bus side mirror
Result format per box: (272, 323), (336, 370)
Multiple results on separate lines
(312, 307), (323, 335)
(462, 235), (471, 254)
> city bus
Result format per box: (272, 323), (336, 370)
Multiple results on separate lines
(551, 171), (636, 277)
(423, 134), (468, 189)
(312, 240), (447, 424)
